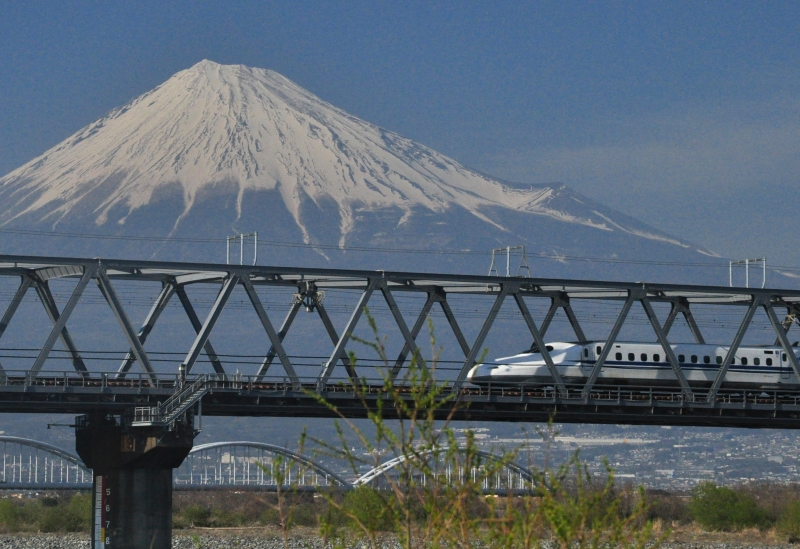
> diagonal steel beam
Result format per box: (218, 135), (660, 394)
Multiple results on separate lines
(513, 293), (566, 393)
(32, 279), (88, 375)
(455, 284), (512, 386)
(240, 277), (299, 386)
(773, 307), (800, 345)
(639, 294), (692, 398)
(391, 291), (436, 380)
(663, 302), (681, 336)
(318, 282), (376, 385)
(776, 311), (793, 345)
(663, 299), (705, 343)
(182, 275), (239, 375)
(174, 285), (225, 375)
(29, 265), (96, 380)
(561, 296), (588, 343)
(0, 277), (33, 378)
(537, 297), (561, 339)
(707, 297), (761, 402)
(438, 297), (471, 358)
(95, 268), (157, 384)
(255, 300), (302, 381)
(380, 284), (428, 379)
(764, 301), (800, 382)
(315, 301), (358, 381)
(581, 292), (636, 398)
(0, 277), (32, 338)
(117, 282), (175, 377)
(531, 293), (586, 345)
(682, 305), (706, 344)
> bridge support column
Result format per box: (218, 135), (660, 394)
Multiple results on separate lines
(75, 413), (195, 549)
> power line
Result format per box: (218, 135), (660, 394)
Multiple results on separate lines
(5, 226), (798, 272)
(0, 226), (764, 270)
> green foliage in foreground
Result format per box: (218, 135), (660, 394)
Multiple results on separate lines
(302, 311), (667, 549)
(689, 482), (768, 531)
(342, 486), (397, 533)
(779, 499), (800, 541)
(0, 493), (91, 533)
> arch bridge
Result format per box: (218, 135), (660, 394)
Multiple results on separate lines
(0, 436), (533, 492)
(0, 436), (91, 489)
(352, 448), (536, 491)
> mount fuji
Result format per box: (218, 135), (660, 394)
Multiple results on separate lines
(0, 60), (721, 281)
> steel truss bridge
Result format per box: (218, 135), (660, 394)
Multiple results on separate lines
(0, 437), (535, 492)
(1, 254), (800, 427)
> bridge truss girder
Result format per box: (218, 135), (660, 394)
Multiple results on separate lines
(2, 255), (800, 415)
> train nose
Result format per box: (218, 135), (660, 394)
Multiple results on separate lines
(467, 364), (495, 382)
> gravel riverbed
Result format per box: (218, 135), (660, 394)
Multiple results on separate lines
(0, 534), (796, 548)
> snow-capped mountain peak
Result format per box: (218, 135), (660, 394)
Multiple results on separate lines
(1, 60), (648, 245)
(0, 59), (719, 283)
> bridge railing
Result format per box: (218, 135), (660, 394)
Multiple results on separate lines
(0, 370), (182, 390)
(2, 369), (800, 417)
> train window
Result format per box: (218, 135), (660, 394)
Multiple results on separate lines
(615, 352), (622, 360)
(741, 357), (748, 365)
(678, 354), (685, 362)
(716, 356), (722, 365)
(628, 353), (635, 361)
(691, 355), (698, 363)
(783, 353), (788, 361)
(596, 346), (602, 355)
(653, 354), (660, 362)
(704, 356), (710, 364)
(641, 353), (647, 361)
(754, 357), (760, 366)
(584, 348), (589, 358)
(767, 358), (773, 366)
(731, 357), (736, 365)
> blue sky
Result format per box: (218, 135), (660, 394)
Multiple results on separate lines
(1, 1), (799, 267)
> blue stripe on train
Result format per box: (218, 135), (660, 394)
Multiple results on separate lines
(494, 360), (791, 375)
(589, 360), (787, 374)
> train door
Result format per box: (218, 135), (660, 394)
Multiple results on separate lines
(580, 345), (591, 369)
(586, 344), (602, 372)
(781, 351), (791, 381)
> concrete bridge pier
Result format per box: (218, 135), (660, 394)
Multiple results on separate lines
(75, 413), (195, 549)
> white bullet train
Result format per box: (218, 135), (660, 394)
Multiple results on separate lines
(466, 341), (800, 388)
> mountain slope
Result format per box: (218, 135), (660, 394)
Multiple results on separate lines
(0, 60), (720, 280)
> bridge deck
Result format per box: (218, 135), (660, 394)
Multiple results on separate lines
(1, 372), (799, 428)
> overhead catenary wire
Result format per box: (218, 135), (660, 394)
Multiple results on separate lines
(2, 226), (795, 271)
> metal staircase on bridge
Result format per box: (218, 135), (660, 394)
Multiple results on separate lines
(132, 373), (210, 427)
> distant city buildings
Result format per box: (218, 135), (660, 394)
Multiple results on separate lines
(464, 425), (800, 491)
